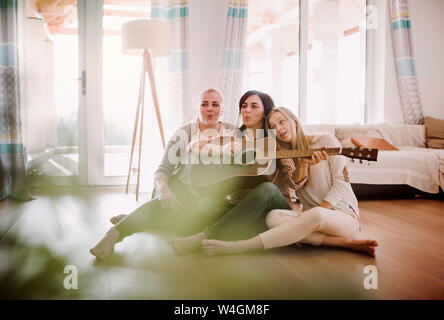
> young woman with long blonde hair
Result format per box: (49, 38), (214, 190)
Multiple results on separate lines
(201, 107), (378, 256)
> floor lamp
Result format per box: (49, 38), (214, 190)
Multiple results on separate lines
(121, 20), (171, 200)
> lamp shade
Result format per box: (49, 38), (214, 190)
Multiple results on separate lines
(121, 19), (171, 57)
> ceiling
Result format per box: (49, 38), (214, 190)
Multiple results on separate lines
(26, 0), (150, 36)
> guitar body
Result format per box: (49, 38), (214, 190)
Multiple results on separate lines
(187, 135), (378, 196)
(193, 173), (270, 197)
(188, 160), (275, 196)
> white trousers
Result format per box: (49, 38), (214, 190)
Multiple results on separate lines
(259, 206), (360, 249)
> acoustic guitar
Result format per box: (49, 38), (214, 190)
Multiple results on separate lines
(188, 136), (378, 192)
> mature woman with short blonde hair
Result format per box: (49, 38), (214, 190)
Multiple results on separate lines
(90, 88), (237, 260)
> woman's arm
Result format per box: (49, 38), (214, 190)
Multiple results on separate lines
(153, 126), (191, 210)
(279, 150), (328, 191)
(187, 135), (243, 157)
(279, 159), (308, 191)
(154, 126), (190, 183)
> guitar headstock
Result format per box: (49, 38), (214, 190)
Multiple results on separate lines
(341, 147), (378, 162)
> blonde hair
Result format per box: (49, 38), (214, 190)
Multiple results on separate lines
(266, 107), (313, 188)
(265, 107), (311, 152)
(199, 87), (223, 105)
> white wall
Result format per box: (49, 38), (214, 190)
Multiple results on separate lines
(366, 0), (387, 124)
(409, 0), (444, 120)
(189, 0), (229, 104)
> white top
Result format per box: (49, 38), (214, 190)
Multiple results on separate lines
(296, 133), (362, 230)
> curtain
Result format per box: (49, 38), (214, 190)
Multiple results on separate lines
(151, 0), (192, 125)
(390, 0), (424, 125)
(219, 0), (248, 125)
(0, 0), (30, 200)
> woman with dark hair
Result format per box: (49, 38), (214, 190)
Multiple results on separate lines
(237, 90), (276, 137)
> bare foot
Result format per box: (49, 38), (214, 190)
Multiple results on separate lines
(110, 214), (127, 225)
(90, 227), (120, 260)
(343, 238), (378, 257)
(170, 232), (207, 255)
(201, 239), (241, 256)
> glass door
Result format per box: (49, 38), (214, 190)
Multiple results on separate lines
(21, 0), (84, 186)
(21, 0), (163, 188)
(91, 0), (170, 192)
(100, 0), (153, 187)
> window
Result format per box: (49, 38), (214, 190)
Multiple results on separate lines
(21, 0), (172, 188)
(21, 0), (80, 178)
(306, 0), (366, 124)
(244, 0), (367, 124)
(101, 1), (152, 178)
(244, 0), (300, 114)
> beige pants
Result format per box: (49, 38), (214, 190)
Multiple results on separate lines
(259, 206), (360, 249)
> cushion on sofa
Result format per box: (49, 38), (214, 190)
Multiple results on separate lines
(351, 136), (398, 150)
(377, 123), (426, 148)
(427, 139), (444, 149)
(335, 127), (382, 148)
(425, 117), (444, 149)
(339, 138), (357, 148)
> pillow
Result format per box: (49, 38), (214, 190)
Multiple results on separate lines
(377, 123), (426, 148)
(335, 127), (383, 147)
(340, 137), (358, 148)
(425, 117), (444, 149)
(427, 139), (444, 149)
(351, 136), (399, 150)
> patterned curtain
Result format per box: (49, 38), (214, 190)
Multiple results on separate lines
(0, 0), (30, 200)
(151, 0), (192, 125)
(390, 0), (424, 124)
(219, 0), (248, 125)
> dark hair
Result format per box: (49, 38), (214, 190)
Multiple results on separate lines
(238, 90), (276, 134)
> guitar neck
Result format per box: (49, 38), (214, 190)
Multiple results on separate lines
(262, 147), (341, 159)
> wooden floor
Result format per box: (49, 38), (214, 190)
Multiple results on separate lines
(1, 186), (443, 299)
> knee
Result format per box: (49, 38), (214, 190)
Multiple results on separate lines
(265, 209), (282, 228)
(302, 207), (322, 228)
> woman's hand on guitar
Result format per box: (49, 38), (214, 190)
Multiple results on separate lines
(298, 147), (328, 166)
(222, 141), (242, 156)
(158, 185), (180, 212)
(187, 136), (216, 155)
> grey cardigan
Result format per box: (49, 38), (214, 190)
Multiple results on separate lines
(154, 121), (238, 184)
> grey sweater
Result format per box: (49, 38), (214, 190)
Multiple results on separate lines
(154, 121), (238, 184)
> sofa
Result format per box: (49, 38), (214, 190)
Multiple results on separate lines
(303, 123), (444, 197)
